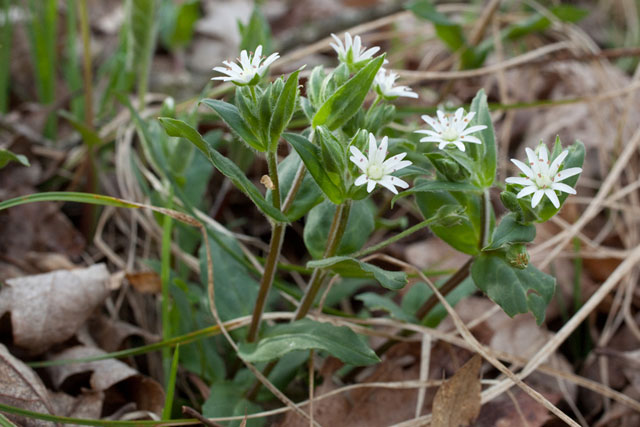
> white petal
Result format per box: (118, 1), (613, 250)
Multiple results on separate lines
(420, 136), (446, 144)
(382, 152), (407, 168)
(420, 115), (442, 132)
(414, 129), (441, 137)
(463, 111), (476, 123)
(460, 135), (482, 145)
(373, 136), (388, 165)
(453, 108), (464, 124)
(537, 144), (549, 164)
(505, 177), (534, 186)
(460, 125), (486, 135)
(525, 147), (538, 173)
(545, 189), (560, 208)
(437, 110), (447, 125)
(354, 174), (368, 186)
(554, 167), (582, 182)
(451, 140), (466, 151)
(349, 146), (368, 172)
(531, 190), (544, 208)
(549, 149), (569, 176)
(510, 159), (534, 179)
(516, 186), (538, 198)
(366, 179), (376, 193)
(367, 134), (377, 160)
(551, 182), (576, 194)
(385, 159), (412, 174)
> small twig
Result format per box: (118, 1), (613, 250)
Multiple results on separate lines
(182, 406), (224, 427)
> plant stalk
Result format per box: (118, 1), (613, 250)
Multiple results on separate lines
(294, 199), (352, 320)
(247, 151), (285, 342)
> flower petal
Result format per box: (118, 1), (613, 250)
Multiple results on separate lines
(505, 177), (534, 186)
(544, 189), (560, 208)
(516, 186), (538, 198)
(551, 182), (576, 194)
(354, 174), (368, 186)
(549, 149), (569, 176)
(510, 159), (534, 179)
(366, 179), (376, 193)
(554, 167), (582, 182)
(460, 135), (481, 145)
(531, 190), (544, 208)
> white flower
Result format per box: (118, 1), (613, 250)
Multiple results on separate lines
(373, 68), (418, 100)
(505, 144), (582, 208)
(414, 108), (487, 152)
(212, 45), (279, 86)
(330, 32), (380, 68)
(349, 133), (412, 194)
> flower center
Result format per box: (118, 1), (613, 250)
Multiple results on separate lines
(534, 173), (553, 189)
(442, 127), (459, 142)
(367, 164), (385, 180)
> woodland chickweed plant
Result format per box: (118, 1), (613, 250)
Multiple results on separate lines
(158, 31), (585, 397)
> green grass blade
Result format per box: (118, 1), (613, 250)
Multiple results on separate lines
(0, 413), (17, 427)
(162, 345), (180, 420)
(64, 0), (84, 119)
(161, 190), (174, 385)
(0, 192), (140, 211)
(125, 0), (158, 106)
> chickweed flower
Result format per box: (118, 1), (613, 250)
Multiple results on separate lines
(373, 68), (418, 100)
(330, 32), (380, 70)
(212, 45), (279, 86)
(505, 144), (582, 208)
(349, 133), (411, 194)
(415, 108), (486, 152)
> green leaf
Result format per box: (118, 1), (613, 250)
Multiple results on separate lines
(471, 253), (555, 325)
(407, 0), (454, 26)
(392, 178), (479, 206)
(203, 381), (264, 427)
(269, 69), (300, 150)
(484, 212), (536, 251)
(159, 0), (200, 51)
(59, 110), (102, 147)
(266, 151), (323, 221)
(283, 132), (344, 204)
(125, 0), (157, 103)
(201, 98), (265, 151)
(312, 55), (384, 130)
(304, 200), (374, 259)
(0, 149), (29, 169)
(160, 118), (288, 222)
(238, 319), (380, 366)
(308, 256), (407, 290)
(469, 89), (497, 187)
(415, 190), (483, 255)
(356, 292), (415, 322)
(307, 65), (325, 107)
(315, 125), (347, 180)
(0, 0), (13, 113)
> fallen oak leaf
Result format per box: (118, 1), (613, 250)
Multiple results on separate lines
(432, 354), (482, 427)
(0, 343), (56, 426)
(0, 264), (111, 354)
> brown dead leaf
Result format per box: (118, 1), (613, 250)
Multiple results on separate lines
(475, 388), (560, 427)
(24, 252), (76, 273)
(88, 315), (159, 352)
(0, 264), (111, 353)
(125, 271), (162, 294)
(46, 346), (164, 415)
(49, 390), (103, 426)
(431, 354), (482, 427)
(0, 343), (56, 426)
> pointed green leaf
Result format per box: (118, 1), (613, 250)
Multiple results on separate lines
(469, 89), (497, 187)
(0, 149), (29, 169)
(356, 292), (415, 322)
(282, 132), (344, 204)
(484, 213), (536, 251)
(471, 253), (555, 325)
(159, 118), (288, 222)
(238, 319), (379, 366)
(312, 55), (384, 130)
(269, 69), (300, 150)
(201, 98), (265, 151)
(308, 256), (407, 290)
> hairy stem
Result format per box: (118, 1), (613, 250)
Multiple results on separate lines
(247, 151), (285, 342)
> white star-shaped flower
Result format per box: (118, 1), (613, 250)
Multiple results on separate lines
(330, 32), (380, 69)
(373, 68), (418, 100)
(414, 108), (487, 152)
(349, 133), (412, 194)
(505, 144), (582, 208)
(212, 45), (279, 86)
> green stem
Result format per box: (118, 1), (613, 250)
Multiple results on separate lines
(480, 188), (491, 248)
(353, 219), (435, 259)
(77, 0), (93, 126)
(294, 199), (352, 320)
(161, 188), (173, 383)
(247, 151), (285, 342)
